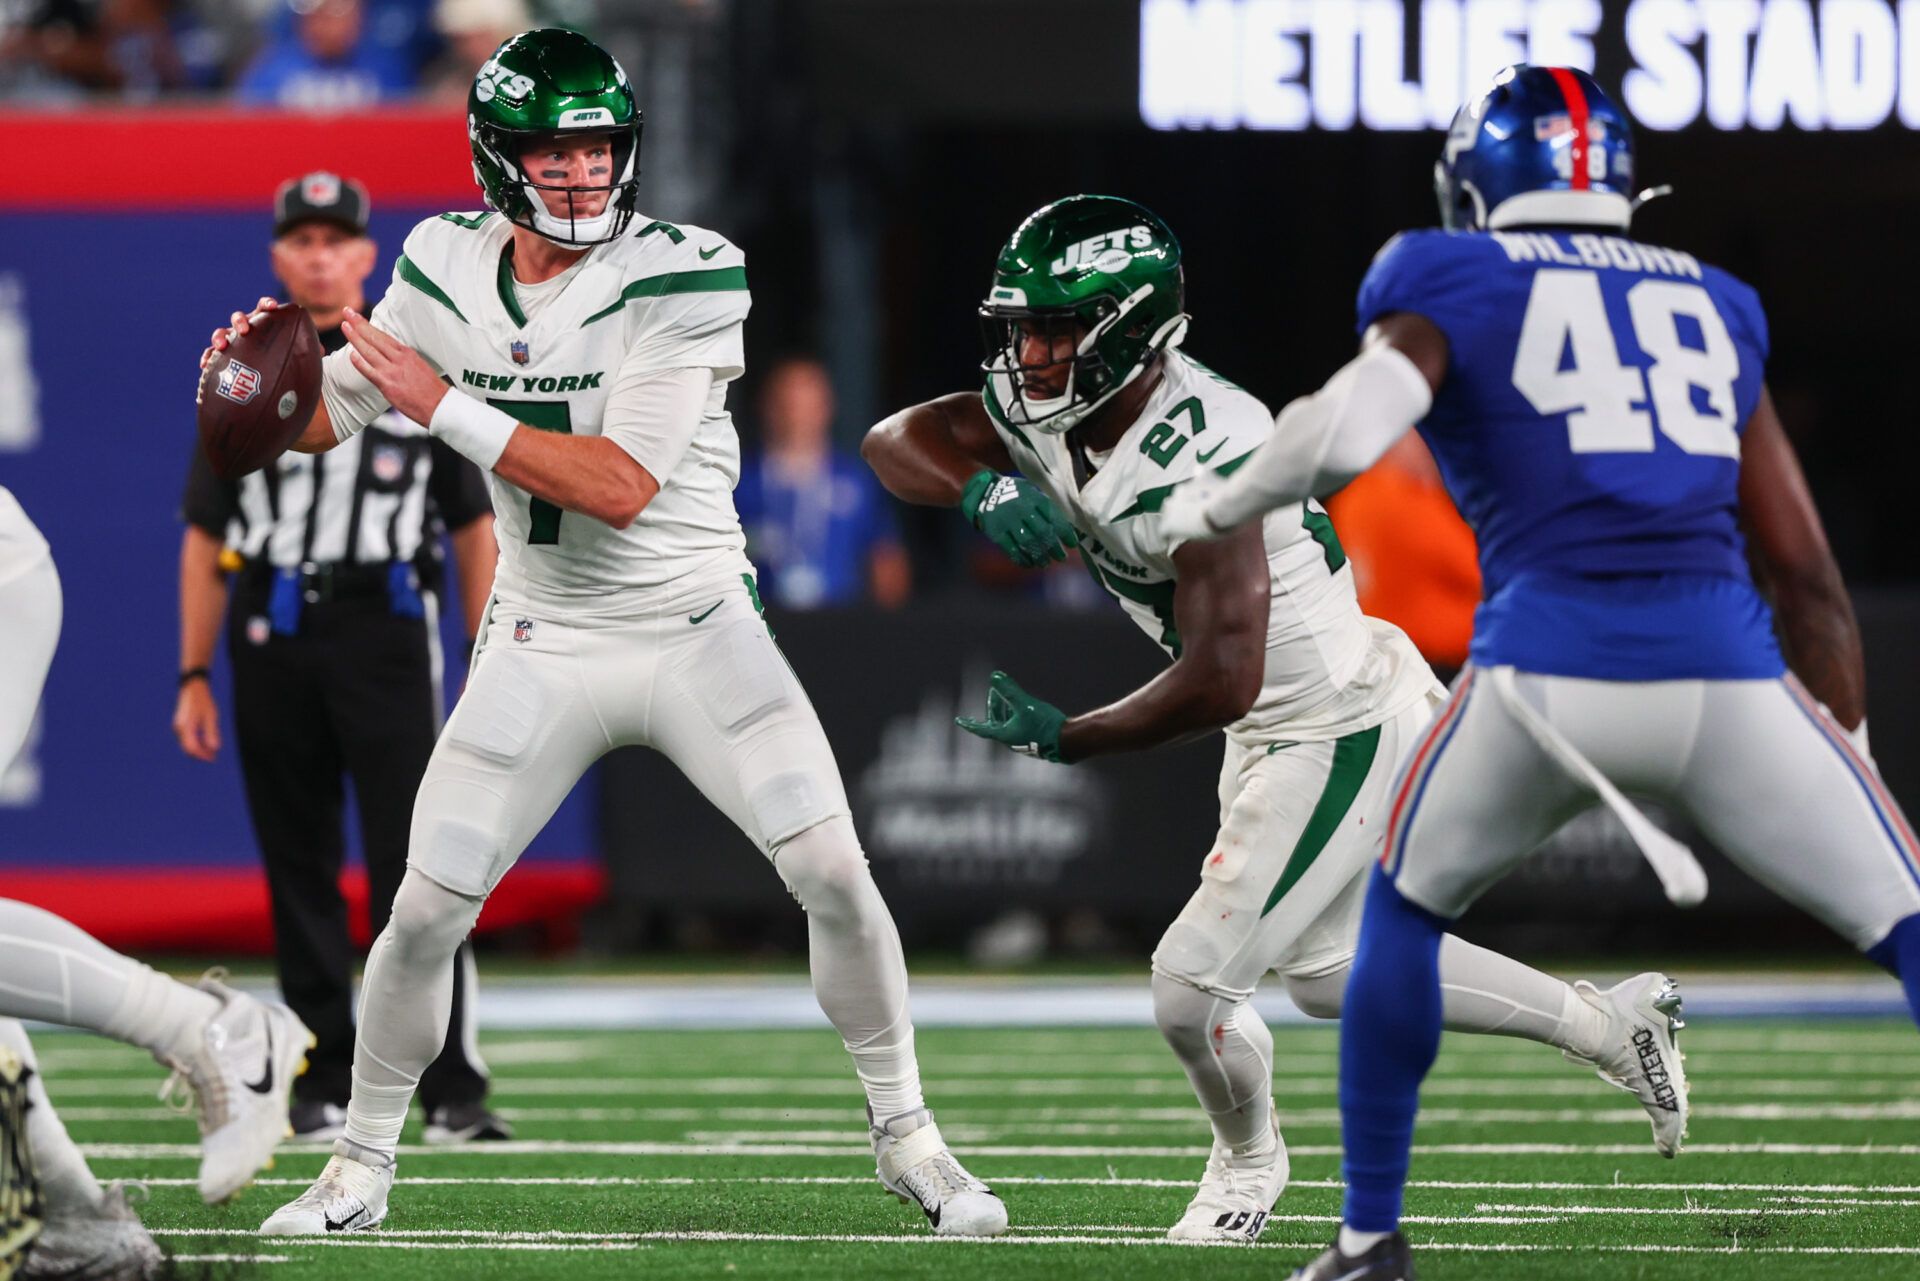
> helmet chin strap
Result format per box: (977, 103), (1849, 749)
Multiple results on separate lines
(525, 194), (620, 245)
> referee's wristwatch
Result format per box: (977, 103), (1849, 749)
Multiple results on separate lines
(178, 667), (212, 688)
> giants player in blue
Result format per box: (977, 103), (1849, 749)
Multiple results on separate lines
(1161, 65), (1920, 1279)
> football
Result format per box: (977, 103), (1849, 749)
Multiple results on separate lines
(195, 304), (323, 480)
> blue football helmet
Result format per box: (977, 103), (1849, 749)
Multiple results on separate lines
(1435, 65), (1636, 232)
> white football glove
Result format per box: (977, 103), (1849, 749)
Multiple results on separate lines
(1159, 471), (1230, 545)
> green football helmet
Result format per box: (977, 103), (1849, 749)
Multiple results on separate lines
(980, 194), (1189, 434)
(467, 28), (643, 245)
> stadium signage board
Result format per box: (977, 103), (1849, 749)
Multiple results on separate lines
(1141, 0), (1920, 132)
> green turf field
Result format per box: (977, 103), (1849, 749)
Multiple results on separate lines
(32, 1018), (1920, 1279)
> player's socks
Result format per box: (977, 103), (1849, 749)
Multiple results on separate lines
(0, 899), (220, 1065)
(1339, 868), (1447, 1234)
(342, 872), (484, 1162)
(1338, 1224), (1390, 1255)
(1435, 936), (1608, 1054)
(0, 1020), (99, 1215)
(1865, 911), (1920, 1026)
(1284, 937), (1602, 1054)
(776, 819), (926, 1118)
(1151, 974), (1276, 1153)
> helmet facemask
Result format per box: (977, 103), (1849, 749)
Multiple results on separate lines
(472, 121), (643, 247)
(979, 284), (1181, 435)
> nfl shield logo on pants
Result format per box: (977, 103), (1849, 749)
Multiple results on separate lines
(510, 340), (530, 366)
(513, 618), (535, 643)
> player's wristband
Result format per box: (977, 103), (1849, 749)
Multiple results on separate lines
(178, 667), (211, 688)
(429, 392), (519, 471)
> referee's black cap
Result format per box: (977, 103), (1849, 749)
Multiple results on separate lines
(273, 171), (370, 238)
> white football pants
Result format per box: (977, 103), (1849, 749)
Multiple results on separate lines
(1150, 695), (1602, 1153)
(1386, 669), (1920, 949)
(344, 565), (922, 1158)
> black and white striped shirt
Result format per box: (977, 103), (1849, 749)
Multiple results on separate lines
(181, 319), (491, 577)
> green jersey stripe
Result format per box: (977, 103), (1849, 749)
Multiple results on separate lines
(580, 266), (749, 326)
(1111, 447), (1259, 521)
(981, 381), (1041, 460)
(496, 250), (529, 328)
(1260, 724), (1382, 917)
(397, 256), (467, 323)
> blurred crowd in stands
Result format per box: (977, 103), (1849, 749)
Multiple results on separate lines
(0, 0), (591, 104)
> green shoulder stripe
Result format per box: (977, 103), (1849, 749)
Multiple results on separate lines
(580, 266), (748, 327)
(437, 212), (495, 231)
(981, 380), (1039, 458)
(1111, 447), (1259, 521)
(397, 256), (466, 323)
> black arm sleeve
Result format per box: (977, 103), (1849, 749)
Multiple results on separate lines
(179, 443), (239, 537)
(426, 437), (493, 530)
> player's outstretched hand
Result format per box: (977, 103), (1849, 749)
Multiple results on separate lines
(341, 307), (450, 426)
(960, 471), (1080, 567)
(955, 670), (1069, 764)
(200, 297), (283, 371)
(1159, 470), (1229, 545)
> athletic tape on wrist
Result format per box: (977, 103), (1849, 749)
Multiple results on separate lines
(430, 392), (519, 471)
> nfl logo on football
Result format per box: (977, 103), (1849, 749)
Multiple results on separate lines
(216, 360), (262, 405)
(513, 618), (535, 643)
(510, 340), (530, 366)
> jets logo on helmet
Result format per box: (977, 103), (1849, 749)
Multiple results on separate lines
(1435, 65), (1639, 234)
(467, 28), (644, 246)
(979, 195), (1190, 436)
(473, 60), (535, 105)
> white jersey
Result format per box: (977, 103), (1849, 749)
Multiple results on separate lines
(984, 350), (1438, 746)
(321, 212), (754, 610)
(0, 485), (50, 589)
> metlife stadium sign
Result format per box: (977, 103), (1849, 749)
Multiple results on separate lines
(1141, 0), (1920, 131)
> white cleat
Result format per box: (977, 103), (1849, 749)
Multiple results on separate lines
(1566, 971), (1690, 1157)
(259, 1150), (393, 1235)
(1167, 1103), (1289, 1242)
(158, 974), (314, 1203)
(21, 1182), (164, 1281)
(871, 1108), (1008, 1237)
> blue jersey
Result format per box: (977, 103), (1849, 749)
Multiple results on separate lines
(1355, 228), (1784, 681)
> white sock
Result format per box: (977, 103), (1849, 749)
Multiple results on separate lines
(774, 820), (926, 1121)
(1151, 974), (1276, 1155)
(1435, 935), (1586, 1050)
(342, 872), (483, 1162)
(1285, 938), (1593, 1053)
(1339, 1224), (1390, 1254)
(0, 898), (218, 1064)
(0, 1019), (99, 1216)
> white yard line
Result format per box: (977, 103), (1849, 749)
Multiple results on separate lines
(55, 1101), (1920, 1127)
(76, 1139), (1920, 1160)
(115, 1174), (1920, 1194)
(138, 1227), (1920, 1255)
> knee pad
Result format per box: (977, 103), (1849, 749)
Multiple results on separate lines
(1282, 967), (1348, 1021)
(385, 870), (484, 969)
(1151, 973), (1223, 1057)
(772, 817), (874, 916)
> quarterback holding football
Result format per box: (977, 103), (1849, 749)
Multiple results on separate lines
(204, 28), (1005, 1239)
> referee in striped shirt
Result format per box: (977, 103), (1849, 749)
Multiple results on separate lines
(172, 173), (508, 1144)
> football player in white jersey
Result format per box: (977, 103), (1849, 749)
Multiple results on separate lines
(206, 30), (1004, 1238)
(0, 487), (309, 1277)
(863, 196), (1690, 1242)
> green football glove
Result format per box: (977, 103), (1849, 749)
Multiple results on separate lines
(960, 469), (1080, 568)
(955, 670), (1070, 764)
